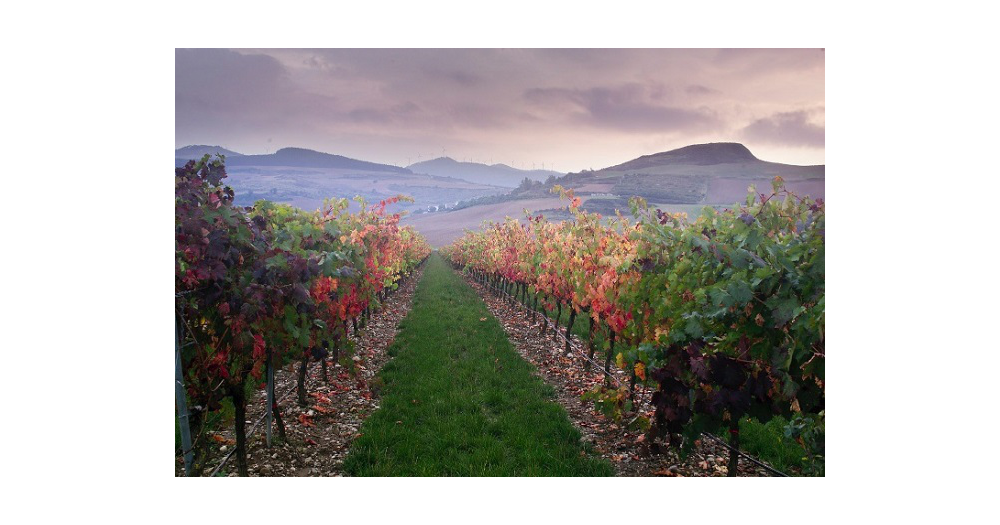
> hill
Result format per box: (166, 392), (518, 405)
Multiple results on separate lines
(175, 145), (244, 159)
(209, 147), (412, 174)
(408, 157), (562, 188)
(559, 142), (824, 213)
(174, 145), (505, 213)
(607, 142), (758, 169)
(403, 142), (824, 247)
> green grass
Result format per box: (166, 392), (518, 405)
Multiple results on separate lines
(737, 416), (823, 476)
(736, 417), (803, 473)
(343, 253), (613, 476)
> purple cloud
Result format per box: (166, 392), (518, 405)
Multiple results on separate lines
(524, 83), (721, 133)
(176, 49), (825, 169)
(740, 110), (825, 148)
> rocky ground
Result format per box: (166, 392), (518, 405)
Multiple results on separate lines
(175, 265), (424, 477)
(462, 273), (782, 477)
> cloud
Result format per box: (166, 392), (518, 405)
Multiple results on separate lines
(712, 49), (824, 74)
(177, 49), (291, 113)
(176, 49), (343, 139)
(176, 49), (825, 168)
(740, 110), (825, 148)
(524, 83), (721, 133)
(436, 69), (481, 87)
(685, 84), (718, 96)
(348, 108), (391, 123)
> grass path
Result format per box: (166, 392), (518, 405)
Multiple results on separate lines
(343, 253), (613, 476)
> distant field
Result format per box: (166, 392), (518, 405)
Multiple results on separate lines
(403, 173), (824, 247)
(706, 177), (825, 204)
(403, 197), (587, 247)
(560, 153), (825, 208)
(573, 183), (615, 193)
(226, 165), (506, 211)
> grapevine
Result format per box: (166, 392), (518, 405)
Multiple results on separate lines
(444, 178), (824, 473)
(175, 155), (429, 476)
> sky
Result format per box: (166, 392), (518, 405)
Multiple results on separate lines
(176, 48), (824, 172)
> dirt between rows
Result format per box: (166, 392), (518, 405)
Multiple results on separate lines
(462, 272), (781, 477)
(175, 265), (424, 477)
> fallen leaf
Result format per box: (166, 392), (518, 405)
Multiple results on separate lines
(211, 434), (236, 446)
(309, 392), (332, 405)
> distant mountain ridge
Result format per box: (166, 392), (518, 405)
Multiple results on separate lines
(175, 146), (411, 174)
(407, 157), (562, 188)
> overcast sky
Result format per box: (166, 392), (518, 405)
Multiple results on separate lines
(176, 48), (824, 172)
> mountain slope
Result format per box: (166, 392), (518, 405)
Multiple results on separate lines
(224, 147), (411, 173)
(561, 142), (824, 209)
(408, 157), (562, 188)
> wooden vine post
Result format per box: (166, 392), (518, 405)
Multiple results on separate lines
(175, 320), (194, 476)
